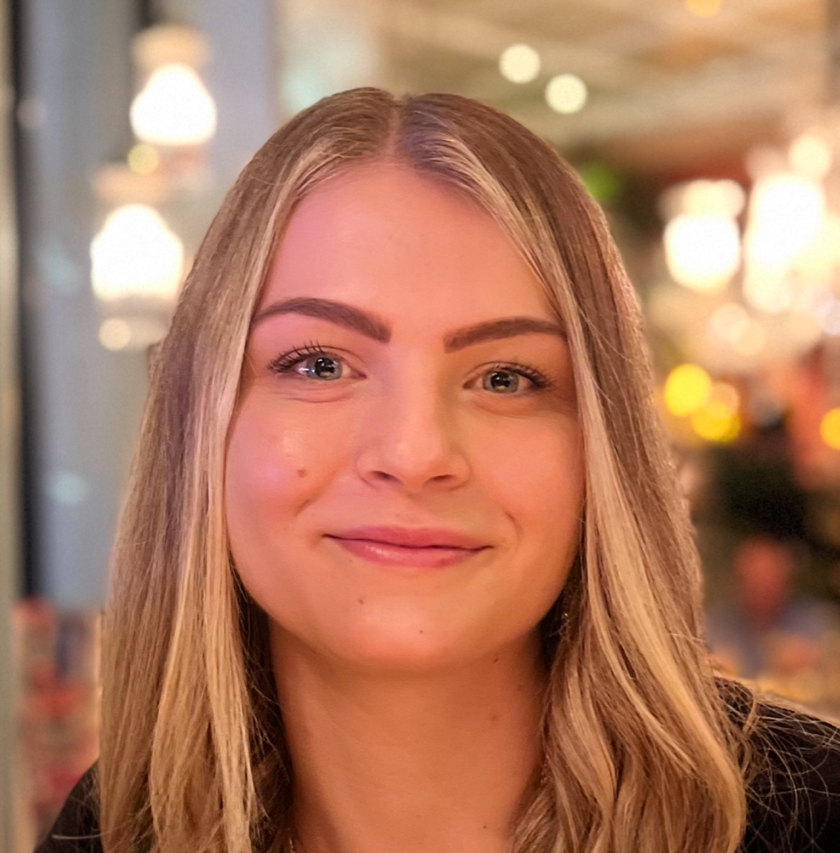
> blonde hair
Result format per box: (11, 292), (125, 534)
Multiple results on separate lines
(101, 88), (760, 853)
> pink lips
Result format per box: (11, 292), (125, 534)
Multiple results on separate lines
(327, 526), (488, 568)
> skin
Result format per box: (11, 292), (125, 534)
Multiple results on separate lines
(225, 163), (584, 853)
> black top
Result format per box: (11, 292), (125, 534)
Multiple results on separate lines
(34, 702), (840, 853)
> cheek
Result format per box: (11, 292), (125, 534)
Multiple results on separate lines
(227, 417), (304, 514)
(479, 418), (584, 556)
(487, 418), (582, 504)
(224, 396), (347, 546)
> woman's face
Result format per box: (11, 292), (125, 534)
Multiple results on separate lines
(225, 163), (584, 672)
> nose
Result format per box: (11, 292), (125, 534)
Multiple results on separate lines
(355, 377), (470, 493)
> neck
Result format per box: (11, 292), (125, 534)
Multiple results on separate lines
(272, 632), (545, 853)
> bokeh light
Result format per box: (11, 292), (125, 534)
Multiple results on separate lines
(127, 143), (160, 175)
(679, 179), (745, 218)
(665, 364), (712, 417)
(821, 408), (840, 450)
(691, 399), (741, 443)
(98, 318), (133, 351)
(579, 162), (622, 204)
(664, 214), (741, 292)
(91, 204), (184, 302)
(499, 44), (541, 84)
(130, 63), (217, 146)
(790, 133), (833, 179)
(743, 173), (825, 312)
(545, 74), (588, 114)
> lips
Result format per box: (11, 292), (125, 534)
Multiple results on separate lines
(327, 525), (487, 550)
(326, 526), (488, 569)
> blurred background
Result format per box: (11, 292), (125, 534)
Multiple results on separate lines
(2, 0), (840, 849)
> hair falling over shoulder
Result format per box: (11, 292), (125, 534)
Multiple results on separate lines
(100, 88), (763, 853)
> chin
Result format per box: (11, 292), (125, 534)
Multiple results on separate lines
(283, 610), (513, 675)
(336, 621), (479, 673)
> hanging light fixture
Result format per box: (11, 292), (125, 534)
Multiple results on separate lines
(131, 64), (217, 147)
(89, 166), (184, 350)
(130, 24), (217, 148)
(90, 23), (216, 351)
(91, 205), (183, 303)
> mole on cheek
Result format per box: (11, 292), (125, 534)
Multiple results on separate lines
(296, 467), (308, 478)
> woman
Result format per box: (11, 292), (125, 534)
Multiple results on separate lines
(38, 89), (840, 853)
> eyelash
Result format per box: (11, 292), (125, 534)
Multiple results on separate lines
(268, 343), (553, 392)
(268, 341), (338, 375)
(482, 361), (552, 391)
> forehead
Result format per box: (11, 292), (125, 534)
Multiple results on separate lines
(260, 162), (554, 323)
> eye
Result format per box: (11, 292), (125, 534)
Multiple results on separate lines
(483, 369), (521, 394)
(297, 355), (343, 380)
(269, 345), (348, 381)
(479, 363), (551, 395)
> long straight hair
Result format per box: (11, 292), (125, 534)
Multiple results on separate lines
(100, 88), (757, 853)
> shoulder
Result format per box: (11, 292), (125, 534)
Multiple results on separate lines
(738, 698), (840, 853)
(34, 765), (102, 853)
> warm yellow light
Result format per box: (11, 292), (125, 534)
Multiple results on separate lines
(545, 74), (588, 114)
(664, 214), (741, 291)
(742, 171), (826, 313)
(685, 0), (723, 16)
(127, 143), (160, 175)
(821, 408), (840, 450)
(665, 364), (712, 417)
(790, 133), (833, 179)
(742, 274), (793, 314)
(499, 44), (541, 84)
(691, 400), (741, 442)
(688, 180), (744, 217)
(99, 318), (133, 351)
(744, 173), (824, 268)
(130, 63), (217, 146)
(661, 179), (745, 221)
(91, 204), (184, 302)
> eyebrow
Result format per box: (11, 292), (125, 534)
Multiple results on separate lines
(251, 297), (565, 351)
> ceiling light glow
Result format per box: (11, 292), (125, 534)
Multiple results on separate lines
(664, 214), (741, 291)
(499, 44), (541, 84)
(545, 74), (588, 114)
(130, 63), (217, 146)
(91, 204), (184, 302)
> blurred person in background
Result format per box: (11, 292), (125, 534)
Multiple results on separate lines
(36, 89), (840, 853)
(707, 535), (839, 682)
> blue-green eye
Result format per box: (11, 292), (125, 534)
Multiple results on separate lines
(269, 345), (346, 381)
(480, 363), (551, 394)
(483, 370), (521, 394)
(298, 355), (342, 380)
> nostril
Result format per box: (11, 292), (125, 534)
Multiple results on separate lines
(370, 469), (399, 482)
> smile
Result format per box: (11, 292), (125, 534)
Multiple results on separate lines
(326, 526), (489, 569)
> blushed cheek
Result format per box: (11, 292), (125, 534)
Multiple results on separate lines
(225, 412), (316, 528)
